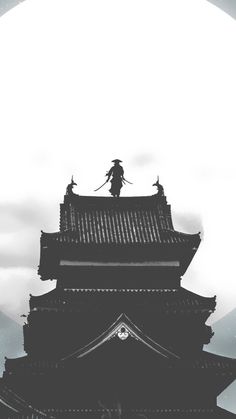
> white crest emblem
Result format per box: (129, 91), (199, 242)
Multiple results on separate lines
(117, 324), (130, 341)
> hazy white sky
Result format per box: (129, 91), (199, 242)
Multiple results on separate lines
(0, 0), (236, 324)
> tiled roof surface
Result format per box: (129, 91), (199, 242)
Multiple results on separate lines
(39, 194), (200, 276)
(54, 194), (200, 246)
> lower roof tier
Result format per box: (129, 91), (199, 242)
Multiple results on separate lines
(6, 312), (235, 373)
(3, 315), (236, 417)
(3, 347), (236, 407)
(0, 408), (235, 419)
(0, 391), (235, 419)
(29, 287), (216, 317)
(25, 290), (214, 358)
(5, 349), (236, 373)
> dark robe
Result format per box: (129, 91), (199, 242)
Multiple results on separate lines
(107, 164), (124, 197)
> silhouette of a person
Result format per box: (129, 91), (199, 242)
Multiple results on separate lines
(106, 159), (124, 197)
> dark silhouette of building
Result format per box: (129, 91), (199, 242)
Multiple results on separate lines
(0, 182), (236, 418)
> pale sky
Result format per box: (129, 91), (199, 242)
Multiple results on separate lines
(0, 0), (236, 324)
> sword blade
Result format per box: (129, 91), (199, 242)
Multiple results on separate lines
(94, 180), (108, 192)
(123, 178), (133, 184)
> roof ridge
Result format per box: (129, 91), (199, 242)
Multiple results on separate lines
(64, 194), (161, 200)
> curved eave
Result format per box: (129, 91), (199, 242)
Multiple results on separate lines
(40, 229), (200, 247)
(29, 287), (216, 315)
(0, 380), (48, 418)
(29, 288), (58, 309)
(193, 351), (236, 369)
(39, 230), (200, 278)
(30, 288), (57, 300)
(182, 288), (216, 310)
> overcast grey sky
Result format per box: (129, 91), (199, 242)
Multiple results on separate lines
(0, 2), (235, 415)
(0, 0), (235, 328)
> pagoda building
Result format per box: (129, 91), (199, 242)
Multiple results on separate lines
(0, 174), (236, 419)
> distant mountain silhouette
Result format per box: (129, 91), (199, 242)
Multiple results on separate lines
(206, 308), (236, 357)
(205, 308), (236, 414)
(0, 311), (25, 376)
(207, 0), (236, 19)
(0, 0), (26, 17)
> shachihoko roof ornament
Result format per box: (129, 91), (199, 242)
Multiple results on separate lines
(153, 175), (164, 197)
(66, 175), (77, 196)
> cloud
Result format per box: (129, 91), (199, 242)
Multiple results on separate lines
(0, 200), (54, 233)
(0, 200), (59, 268)
(131, 153), (157, 168)
(173, 211), (204, 237)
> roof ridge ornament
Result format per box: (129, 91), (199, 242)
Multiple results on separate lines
(153, 175), (165, 197)
(116, 324), (130, 341)
(66, 176), (77, 196)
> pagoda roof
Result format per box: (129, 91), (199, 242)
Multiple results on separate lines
(5, 351), (236, 372)
(58, 314), (236, 371)
(56, 194), (200, 247)
(29, 287), (216, 316)
(41, 228), (199, 247)
(63, 335), (236, 372)
(38, 194), (201, 278)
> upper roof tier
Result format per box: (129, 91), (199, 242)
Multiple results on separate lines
(39, 193), (201, 280)
(58, 193), (200, 246)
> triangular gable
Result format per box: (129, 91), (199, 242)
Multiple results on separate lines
(62, 313), (180, 361)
